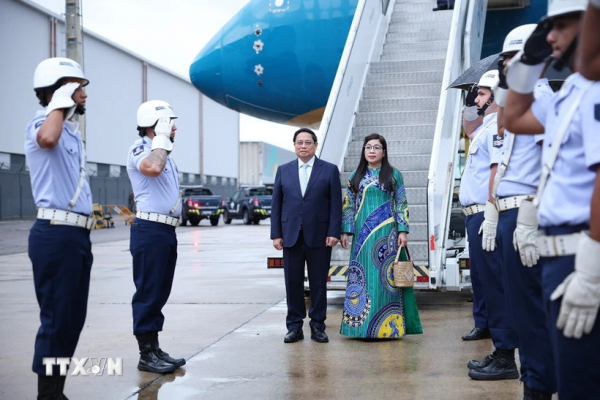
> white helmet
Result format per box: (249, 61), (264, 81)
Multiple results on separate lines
(478, 70), (499, 92)
(137, 100), (177, 127)
(501, 24), (537, 55)
(33, 57), (88, 89)
(547, 0), (588, 18)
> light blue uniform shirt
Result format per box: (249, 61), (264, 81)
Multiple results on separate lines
(24, 110), (93, 215)
(497, 79), (554, 197)
(531, 73), (600, 227)
(460, 112), (503, 207)
(126, 137), (181, 217)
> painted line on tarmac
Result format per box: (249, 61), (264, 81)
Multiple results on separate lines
(125, 296), (286, 399)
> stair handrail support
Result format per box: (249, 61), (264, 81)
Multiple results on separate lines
(317, 0), (396, 167)
(427, 0), (483, 289)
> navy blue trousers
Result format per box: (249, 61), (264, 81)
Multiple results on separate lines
(541, 224), (600, 400)
(466, 212), (515, 347)
(498, 208), (556, 392)
(29, 220), (93, 375)
(283, 230), (331, 331)
(130, 218), (177, 335)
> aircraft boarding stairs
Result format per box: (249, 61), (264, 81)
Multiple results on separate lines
(337, 1), (454, 287)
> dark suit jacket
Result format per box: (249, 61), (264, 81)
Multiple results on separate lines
(270, 157), (342, 248)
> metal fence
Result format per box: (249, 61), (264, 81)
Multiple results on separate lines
(0, 164), (132, 219)
(0, 164), (238, 219)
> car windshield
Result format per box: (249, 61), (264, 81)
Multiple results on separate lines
(184, 188), (212, 196)
(248, 188), (271, 196)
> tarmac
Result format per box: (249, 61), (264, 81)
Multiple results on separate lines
(0, 219), (524, 399)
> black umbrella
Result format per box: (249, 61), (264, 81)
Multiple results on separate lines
(448, 54), (500, 91)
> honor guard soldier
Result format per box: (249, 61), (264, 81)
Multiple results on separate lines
(460, 71), (520, 381)
(493, 24), (557, 399)
(504, 1), (600, 398)
(127, 100), (185, 374)
(26, 57), (94, 399)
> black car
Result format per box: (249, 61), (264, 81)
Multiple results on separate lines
(180, 186), (225, 226)
(223, 186), (272, 225)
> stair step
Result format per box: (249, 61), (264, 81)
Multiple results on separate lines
(384, 40), (449, 54)
(341, 170), (429, 188)
(406, 187), (427, 204)
(386, 30), (450, 43)
(388, 21), (452, 33)
(408, 222), (428, 240)
(406, 241), (429, 261)
(380, 51), (448, 62)
(391, 11), (454, 24)
(355, 111), (437, 127)
(366, 71), (444, 86)
(346, 139), (433, 156)
(359, 97), (440, 112)
(363, 83), (441, 99)
(393, 1), (446, 13)
(344, 155), (431, 172)
(370, 59), (446, 73)
(352, 124), (436, 142)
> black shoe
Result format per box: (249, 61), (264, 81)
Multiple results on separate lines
(523, 384), (553, 400)
(310, 326), (329, 343)
(284, 328), (304, 343)
(150, 332), (186, 368)
(432, 5), (453, 11)
(462, 327), (491, 341)
(468, 351), (495, 370)
(136, 333), (177, 374)
(468, 349), (519, 380)
(38, 375), (68, 400)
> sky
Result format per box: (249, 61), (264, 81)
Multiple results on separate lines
(30, 0), (298, 152)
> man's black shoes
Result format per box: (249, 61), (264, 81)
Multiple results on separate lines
(310, 326), (329, 343)
(462, 327), (491, 341)
(136, 333), (177, 374)
(468, 348), (519, 380)
(468, 351), (495, 370)
(284, 328), (304, 343)
(151, 332), (186, 368)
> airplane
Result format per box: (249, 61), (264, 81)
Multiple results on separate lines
(189, 0), (548, 128)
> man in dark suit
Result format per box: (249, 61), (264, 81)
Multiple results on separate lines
(271, 128), (342, 343)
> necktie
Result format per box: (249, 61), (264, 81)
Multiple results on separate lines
(300, 163), (308, 197)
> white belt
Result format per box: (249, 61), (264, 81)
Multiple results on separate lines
(537, 233), (581, 257)
(136, 211), (179, 227)
(462, 204), (486, 216)
(37, 208), (94, 230)
(495, 195), (534, 212)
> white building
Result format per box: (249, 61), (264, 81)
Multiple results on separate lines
(0, 0), (240, 218)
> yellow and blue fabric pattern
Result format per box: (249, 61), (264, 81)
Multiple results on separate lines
(340, 167), (423, 338)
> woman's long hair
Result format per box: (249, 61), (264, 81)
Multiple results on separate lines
(350, 133), (394, 193)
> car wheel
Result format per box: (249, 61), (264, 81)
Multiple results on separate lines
(224, 210), (232, 224)
(252, 219), (260, 225)
(189, 216), (201, 226)
(210, 216), (219, 226)
(180, 215), (188, 226)
(242, 209), (252, 225)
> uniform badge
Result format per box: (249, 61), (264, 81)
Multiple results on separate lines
(493, 135), (504, 148)
(132, 146), (144, 156)
(595, 104), (600, 122)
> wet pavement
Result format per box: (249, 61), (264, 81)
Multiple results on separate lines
(0, 220), (524, 399)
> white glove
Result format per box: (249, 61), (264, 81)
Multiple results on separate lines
(151, 117), (174, 152)
(479, 201), (499, 252)
(46, 82), (79, 120)
(551, 232), (600, 339)
(506, 51), (547, 95)
(494, 87), (508, 108)
(513, 199), (540, 267)
(463, 106), (479, 121)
